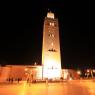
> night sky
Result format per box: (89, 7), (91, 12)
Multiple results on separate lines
(0, 1), (95, 69)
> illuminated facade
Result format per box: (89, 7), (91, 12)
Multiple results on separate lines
(0, 12), (81, 83)
(0, 65), (80, 83)
(42, 12), (61, 79)
(0, 65), (43, 83)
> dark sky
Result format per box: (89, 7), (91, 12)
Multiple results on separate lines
(0, 1), (95, 69)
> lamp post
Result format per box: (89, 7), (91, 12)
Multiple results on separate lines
(86, 69), (90, 79)
(42, 64), (43, 80)
(77, 70), (82, 79)
(91, 69), (93, 78)
(77, 70), (81, 75)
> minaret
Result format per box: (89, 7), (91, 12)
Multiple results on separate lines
(42, 11), (61, 79)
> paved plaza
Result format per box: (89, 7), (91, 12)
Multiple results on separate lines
(0, 80), (95, 95)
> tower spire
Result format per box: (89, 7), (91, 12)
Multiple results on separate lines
(48, 8), (53, 14)
(48, 8), (50, 11)
(42, 11), (61, 79)
(47, 10), (54, 19)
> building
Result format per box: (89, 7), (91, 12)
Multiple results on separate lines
(42, 11), (61, 79)
(0, 12), (80, 83)
(0, 65), (42, 83)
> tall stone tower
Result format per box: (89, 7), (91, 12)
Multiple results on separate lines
(42, 11), (61, 79)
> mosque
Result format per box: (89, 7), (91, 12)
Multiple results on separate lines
(0, 12), (80, 83)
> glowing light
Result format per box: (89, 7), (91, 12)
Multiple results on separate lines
(24, 68), (28, 71)
(77, 70), (81, 75)
(42, 11), (61, 80)
(43, 68), (61, 79)
(87, 69), (90, 72)
(43, 58), (61, 79)
(44, 58), (60, 68)
(62, 70), (69, 80)
(36, 66), (42, 79)
(69, 77), (72, 80)
(50, 22), (54, 26)
(47, 12), (54, 19)
(93, 70), (95, 73)
(51, 42), (53, 46)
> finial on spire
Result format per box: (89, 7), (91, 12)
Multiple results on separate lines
(48, 8), (52, 13)
(48, 8), (50, 11)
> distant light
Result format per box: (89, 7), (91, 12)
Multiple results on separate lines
(24, 68), (28, 71)
(87, 69), (90, 72)
(51, 42), (53, 46)
(34, 62), (37, 65)
(69, 77), (72, 80)
(77, 70), (81, 75)
(63, 70), (68, 80)
(93, 70), (95, 73)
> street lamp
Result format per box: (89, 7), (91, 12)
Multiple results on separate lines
(91, 69), (93, 78)
(87, 69), (90, 73)
(77, 70), (81, 75)
(93, 70), (95, 73)
(24, 68), (28, 71)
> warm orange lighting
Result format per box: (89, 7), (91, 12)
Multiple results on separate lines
(77, 70), (81, 75)
(44, 59), (57, 68)
(43, 68), (61, 79)
(36, 66), (42, 79)
(19, 82), (27, 95)
(47, 12), (54, 19)
(93, 70), (95, 73)
(43, 58), (61, 79)
(42, 11), (61, 80)
(24, 68), (28, 71)
(87, 69), (90, 72)
(69, 77), (72, 80)
(62, 70), (69, 80)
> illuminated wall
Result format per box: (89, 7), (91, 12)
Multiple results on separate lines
(0, 66), (10, 82)
(0, 65), (43, 83)
(0, 65), (80, 82)
(42, 12), (61, 79)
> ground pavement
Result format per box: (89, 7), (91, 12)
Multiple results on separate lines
(0, 80), (95, 95)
